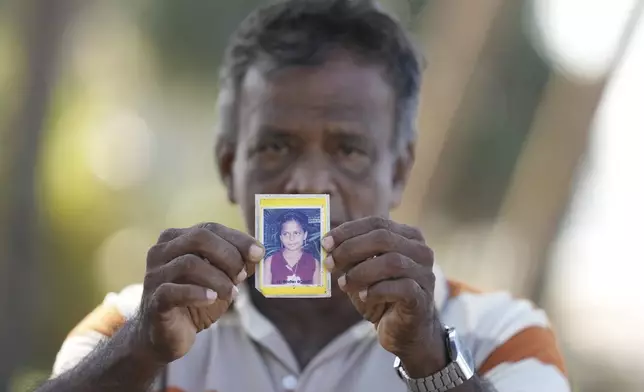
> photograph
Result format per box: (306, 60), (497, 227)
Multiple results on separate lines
(255, 194), (331, 298)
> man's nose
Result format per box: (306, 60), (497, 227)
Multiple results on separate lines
(284, 156), (336, 195)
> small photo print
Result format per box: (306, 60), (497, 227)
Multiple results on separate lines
(255, 194), (331, 298)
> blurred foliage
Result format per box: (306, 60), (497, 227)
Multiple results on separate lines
(0, 7), (25, 177)
(9, 368), (49, 392)
(35, 80), (119, 361)
(138, 0), (263, 83)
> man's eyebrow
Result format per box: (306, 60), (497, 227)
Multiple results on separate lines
(253, 126), (301, 139)
(324, 126), (371, 143)
(323, 122), (366, 134)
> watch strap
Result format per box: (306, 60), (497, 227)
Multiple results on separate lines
(399, 361), (468, 392)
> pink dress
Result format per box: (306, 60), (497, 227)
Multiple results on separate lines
(270, 250), (317, 285)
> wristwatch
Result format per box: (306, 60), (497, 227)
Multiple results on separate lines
(394, 325), (475, 392)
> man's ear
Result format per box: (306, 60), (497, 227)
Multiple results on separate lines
(390, 142), (415, 210)
(215, 137), (237, 204)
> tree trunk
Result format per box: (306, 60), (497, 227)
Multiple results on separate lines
(393, 0), (507, 226)
(0, 0), (70, 388)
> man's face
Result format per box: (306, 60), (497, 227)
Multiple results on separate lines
(218, 52), (414, 233)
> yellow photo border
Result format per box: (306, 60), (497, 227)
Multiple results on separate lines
(255, 194), (331, 298)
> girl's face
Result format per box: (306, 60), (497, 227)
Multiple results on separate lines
(280, 220), (307, 251)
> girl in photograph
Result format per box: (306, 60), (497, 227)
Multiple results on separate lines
(263, 210), (320, 285)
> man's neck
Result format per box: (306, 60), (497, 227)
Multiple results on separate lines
(248, 284), (363, 369)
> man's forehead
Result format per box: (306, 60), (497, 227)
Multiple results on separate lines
(239, 59), (395, 124)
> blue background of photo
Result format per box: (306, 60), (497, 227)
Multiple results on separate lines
(263, 208), (322, 262)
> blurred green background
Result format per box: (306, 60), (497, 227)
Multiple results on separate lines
(1, 0), (643, 391)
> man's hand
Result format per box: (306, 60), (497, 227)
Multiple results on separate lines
(322, 217), (447, 378)
(35, 223), (265, 392)
(138, 222), (264, 363)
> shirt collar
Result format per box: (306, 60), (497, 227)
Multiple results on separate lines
(234, 263), (450, 341)
(232, 264), (449, 373)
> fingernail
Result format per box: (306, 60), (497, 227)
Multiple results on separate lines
(322, 236), (334, 251)
(236, 269), (247, 283)
(231, 286), (240, 301)
(338, 274), (347, 290)
(324, 255), (335, 270)
(249, 244), (265, 262)
(206, 289), (218, 302)
(359, 289), (368, 301)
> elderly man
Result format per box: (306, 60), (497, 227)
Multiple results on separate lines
(39, 1), (569, 391)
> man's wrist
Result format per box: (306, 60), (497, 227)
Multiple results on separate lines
(128, 314), (169, 368)
(36, 317), (166, 392)
(398, 321), (449, 378)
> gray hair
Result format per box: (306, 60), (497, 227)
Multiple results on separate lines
(215, 0), (424, 153)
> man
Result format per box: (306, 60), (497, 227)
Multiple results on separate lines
(39, 1), (570, 391)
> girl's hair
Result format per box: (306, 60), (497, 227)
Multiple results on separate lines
(277, 210), (309, 233)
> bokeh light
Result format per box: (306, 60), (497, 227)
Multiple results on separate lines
(94, 227), (157, 293)
(530, 0), (639, 81)
(86, 110), (154, 190)
(164, 186), (243, 231)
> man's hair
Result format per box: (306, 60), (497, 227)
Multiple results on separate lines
(277, 210), (309, 234)
(215, 0), (424, 152)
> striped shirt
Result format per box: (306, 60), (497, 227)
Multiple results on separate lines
(52, 265), (570, 391)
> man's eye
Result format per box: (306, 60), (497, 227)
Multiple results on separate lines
(338, 144), (366, 157)
(258, 141), (289, 155)
(333, 142), (371, 175)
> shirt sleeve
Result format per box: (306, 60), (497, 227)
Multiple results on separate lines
(443, 283), (570, 392)
(478, 325), (570, 391)
(51, 284), (144, 377)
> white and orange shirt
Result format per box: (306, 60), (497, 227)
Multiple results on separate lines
(52, 266), (570, 392)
